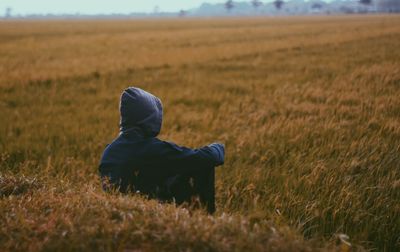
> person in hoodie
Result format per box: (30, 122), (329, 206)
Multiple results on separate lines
(99, 87), (225, 214)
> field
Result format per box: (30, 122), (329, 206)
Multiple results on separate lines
(1, 15), (400, 251)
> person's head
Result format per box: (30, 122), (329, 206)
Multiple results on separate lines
(119, 87), (163, 137)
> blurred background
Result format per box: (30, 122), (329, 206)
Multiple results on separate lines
(1, 0), (400, 19)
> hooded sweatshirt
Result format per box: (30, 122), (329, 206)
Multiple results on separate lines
(99, 87), (224, 193)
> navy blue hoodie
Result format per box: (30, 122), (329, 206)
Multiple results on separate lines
(99, 87), (224, 196)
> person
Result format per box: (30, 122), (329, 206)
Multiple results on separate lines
(99, 87), (225, 214)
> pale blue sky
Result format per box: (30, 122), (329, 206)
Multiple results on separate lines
(1, 0), (273, 15)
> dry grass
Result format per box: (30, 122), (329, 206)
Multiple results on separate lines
(0, 15), (399, 251)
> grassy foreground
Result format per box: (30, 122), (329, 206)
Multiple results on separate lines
(1, 15), (400, 251)
(0, 174), (318, 251)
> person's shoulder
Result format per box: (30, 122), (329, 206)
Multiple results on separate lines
(103, 134), (143, 154)
(147, 138), (181, 151)
(162, 140), (184, 150)
(147, 138), (197, 157)
(104, 135), (126, 149)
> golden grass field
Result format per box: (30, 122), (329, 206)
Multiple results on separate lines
(1, 15), (400, 251)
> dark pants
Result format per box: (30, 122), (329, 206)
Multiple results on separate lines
(100, 166), (215, 214)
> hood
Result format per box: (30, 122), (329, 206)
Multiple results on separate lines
(119, 87), (163, 138)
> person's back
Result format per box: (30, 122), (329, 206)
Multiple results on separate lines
(99, 87), (224, 213)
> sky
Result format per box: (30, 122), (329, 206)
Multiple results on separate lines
(0, 0), (253, 15)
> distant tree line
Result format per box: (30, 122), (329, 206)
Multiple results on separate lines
(220, 0), (400, 14)
(378, 0), (400, 12)
(225, 0), (286, 11)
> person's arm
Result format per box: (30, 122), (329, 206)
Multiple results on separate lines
(152, 140), (225, 175)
